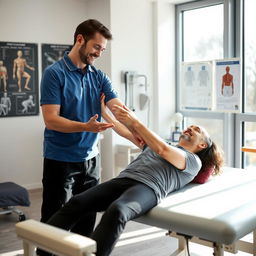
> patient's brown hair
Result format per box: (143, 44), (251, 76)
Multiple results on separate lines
(196, 140), (224, 175)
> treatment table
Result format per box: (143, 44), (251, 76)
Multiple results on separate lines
(136, 167), (256, 255)
(16, 167), (256, 256)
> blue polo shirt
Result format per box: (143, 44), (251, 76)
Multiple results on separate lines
(40, 52), (118, 162)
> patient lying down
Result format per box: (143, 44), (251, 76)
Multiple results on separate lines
(45, 97), (223, 256)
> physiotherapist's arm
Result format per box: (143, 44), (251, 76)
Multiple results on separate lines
(112, 105), (186, 170)
(41, 104), (114, 133)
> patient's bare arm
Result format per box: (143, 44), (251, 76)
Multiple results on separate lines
(112, 104), (186, 169)
(101, 95), (144, 149)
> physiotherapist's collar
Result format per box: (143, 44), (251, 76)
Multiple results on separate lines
(63, 51), (94, 72)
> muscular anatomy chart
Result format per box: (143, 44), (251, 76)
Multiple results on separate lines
(215, 59), (241, 112)
(41, 44), (72, 72)
(0, 42), (38, 117)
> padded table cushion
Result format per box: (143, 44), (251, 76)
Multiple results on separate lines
(136, 167), (256, 245)
(0, 182), (30, 207)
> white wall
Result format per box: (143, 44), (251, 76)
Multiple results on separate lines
(0, 0), (88, 189)
(153, 1), (176, 139)
(110, 0), (154, 128)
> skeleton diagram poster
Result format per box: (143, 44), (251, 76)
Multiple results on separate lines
(181, 61), (213, 111)
(215, 59), (241, 112)
(0, 42), (38, 117)
(41, 44), (72, 72)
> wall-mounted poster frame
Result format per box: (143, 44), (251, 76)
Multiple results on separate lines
(0, 41), (38, 117)
(180, 61), (213, 111)
(214, 58), (241, 113)
(41, 43), (72, 72)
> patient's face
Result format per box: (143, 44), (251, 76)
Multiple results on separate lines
(180, 125), (208, 146)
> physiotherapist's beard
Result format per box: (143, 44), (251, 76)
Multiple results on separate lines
(79, 42), (97, 65)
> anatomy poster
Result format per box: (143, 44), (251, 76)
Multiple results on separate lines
(181, 61), (213, 111)
(215, 59), (241, 112)
(0, 41), (38, 117)
(41, 43), (72, 72)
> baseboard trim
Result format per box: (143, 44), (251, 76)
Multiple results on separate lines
(24, 183), (42, 190)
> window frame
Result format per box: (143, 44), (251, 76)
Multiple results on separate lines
(176, 0), (256, 168)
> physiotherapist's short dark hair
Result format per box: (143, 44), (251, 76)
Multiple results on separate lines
(74, 19), (113, 44)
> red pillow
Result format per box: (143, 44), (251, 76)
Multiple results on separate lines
(191, 166), (214, 184)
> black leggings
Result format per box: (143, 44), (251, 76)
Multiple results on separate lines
(47, 178), (157, 256)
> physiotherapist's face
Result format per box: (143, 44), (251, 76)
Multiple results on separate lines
(79, 32), (107, 65)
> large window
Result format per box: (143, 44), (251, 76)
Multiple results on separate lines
(244, 122), (256, 169)
(185, 117), (223, 148)
(244, 0), (256, 113)
(176, 0), (256, 168)
(240, 0), (256, 169)
(183, 4), (223, 62)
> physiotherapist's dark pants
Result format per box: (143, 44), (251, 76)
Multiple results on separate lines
(37, 156), (100, 256)
(47, 178), (157, 256)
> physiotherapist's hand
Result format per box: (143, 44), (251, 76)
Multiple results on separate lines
(86, 114), (114, 132)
